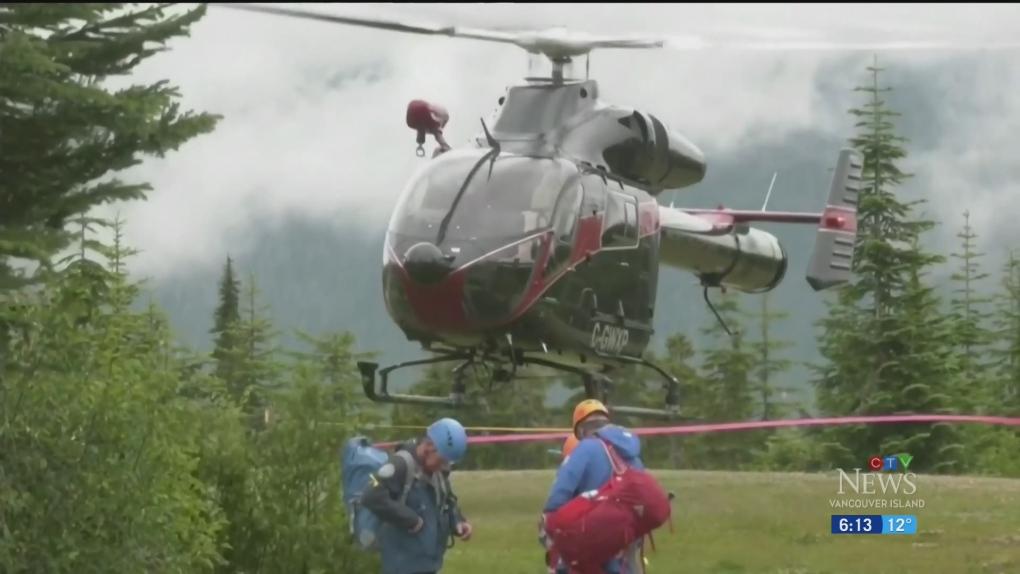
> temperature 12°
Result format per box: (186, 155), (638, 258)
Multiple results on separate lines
(883, 515), (916, 535)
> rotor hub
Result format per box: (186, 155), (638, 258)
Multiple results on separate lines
(525, 52), (586, 83)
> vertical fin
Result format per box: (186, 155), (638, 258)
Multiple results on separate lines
(805, 148), (863, 291)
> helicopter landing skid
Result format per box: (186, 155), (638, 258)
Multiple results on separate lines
(358, 353), (487, 408)
(584, 352), (682, 420)
(357, 351), (683, 419)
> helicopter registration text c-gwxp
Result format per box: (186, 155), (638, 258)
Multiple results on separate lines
(220, 4), (864, 419)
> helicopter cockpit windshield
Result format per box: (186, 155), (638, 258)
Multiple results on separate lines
(388, 149), (578, 265)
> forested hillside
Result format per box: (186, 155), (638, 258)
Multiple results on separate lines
(2, 5), (1019, 574)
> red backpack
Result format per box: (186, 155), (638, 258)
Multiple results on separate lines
(543, 439), (673, 574)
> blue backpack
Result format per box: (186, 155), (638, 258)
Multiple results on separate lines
(340, 436), (417, 551)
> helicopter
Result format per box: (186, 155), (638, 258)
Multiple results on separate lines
(219, 4), (880, 419)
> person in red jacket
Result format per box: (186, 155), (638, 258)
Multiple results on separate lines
(545, 400), (645, 574)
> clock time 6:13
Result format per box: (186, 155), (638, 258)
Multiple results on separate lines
(831, 515), (917, 534)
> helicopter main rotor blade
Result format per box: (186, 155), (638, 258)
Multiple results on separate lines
(215, 4), (521, 45)
(693, 41), (1020, 51)
(661, 36), (1020, 52)
(216, 4), (1020, 56)
(213, 4), (669, 58)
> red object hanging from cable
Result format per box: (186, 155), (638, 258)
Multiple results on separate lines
(406, 100), (451, 157)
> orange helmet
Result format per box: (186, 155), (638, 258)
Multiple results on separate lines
(572, 399), (609, 431)
(562, 434), (579, 459)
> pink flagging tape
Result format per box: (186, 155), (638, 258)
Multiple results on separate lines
(373, 414), (1020, 448)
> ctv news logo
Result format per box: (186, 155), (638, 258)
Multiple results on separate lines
(830, 454), (924, 509)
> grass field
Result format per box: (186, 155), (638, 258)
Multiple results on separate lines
(439, 470), (1020, 574)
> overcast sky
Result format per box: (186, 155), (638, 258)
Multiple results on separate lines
(107, 3), (1020, 277)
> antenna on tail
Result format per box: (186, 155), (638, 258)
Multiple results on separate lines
(760, 172), (778, 211)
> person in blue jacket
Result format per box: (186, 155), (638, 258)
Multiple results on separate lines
(360, 418), (473, 574)
(543, 399), (644, 574)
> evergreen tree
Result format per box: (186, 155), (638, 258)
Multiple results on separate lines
(812, 57), (963, 473)
(288, 330), (383, 425)
(232, 332), (380, 574)
(192, 269), (275, 574)
(646, 333), (701, 468)
(237, 274), (283, 423)
(212, 257), (241, 337)
(690, 292), (757, 469)
(747, 293), (797, 421)
(954, 249), (1020, 475)
(251, 360), (380, 573)
(947, 210), (993, 412)
(990, 251), (1020, 416)
(0, 4), (218, 291)
(213, 274), (283, 429)
(211, 256), (242, 389)
(0, 220), (222, 573)
(189, 385), (255, 574)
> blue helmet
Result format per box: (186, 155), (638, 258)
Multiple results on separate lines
(426, 417), (467, 464)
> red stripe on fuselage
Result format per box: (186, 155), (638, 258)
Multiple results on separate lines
(392, 199), (660, 337)
(397, 271), (472, 332)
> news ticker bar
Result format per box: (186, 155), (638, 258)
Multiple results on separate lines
(831, 515), (917, 534)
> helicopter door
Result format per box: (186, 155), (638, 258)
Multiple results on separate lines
(588, 189), (641, 322)
(553, 174), (605, 326)
(600, 190), (639, 250)
(544, 179), (584, 278)
(633, 212), (658, 322)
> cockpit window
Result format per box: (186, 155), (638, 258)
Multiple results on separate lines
(389, 149), (578, 244)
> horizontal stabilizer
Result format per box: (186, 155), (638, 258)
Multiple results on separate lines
(680, 208), (823, 226)
(805, 148), (862, 291)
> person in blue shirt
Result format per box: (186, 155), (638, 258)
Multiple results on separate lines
(361, 418), (472, 574)
(543, 400), (645, 574)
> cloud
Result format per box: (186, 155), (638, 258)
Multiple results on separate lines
(907, 53), (1020, 254)
(103, 3), (1020, 277)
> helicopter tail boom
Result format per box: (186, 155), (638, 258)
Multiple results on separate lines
(658, 207), (789, 294)
(660, 147), (862, 292)
(707, 148), (861, 290)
